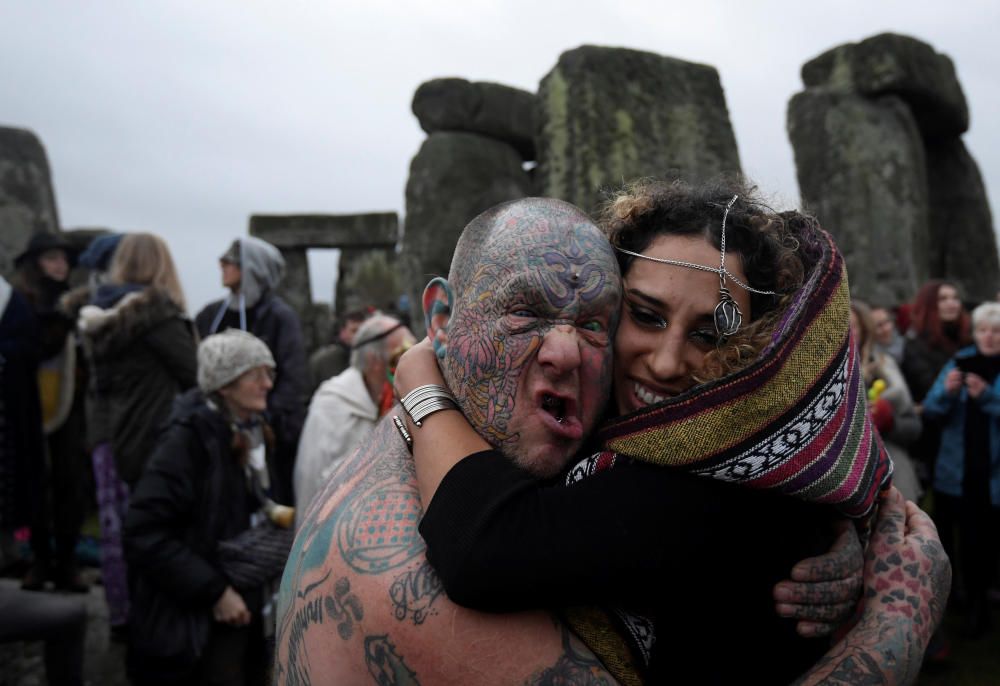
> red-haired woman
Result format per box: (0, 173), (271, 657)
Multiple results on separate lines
(901, 280), (972, 485)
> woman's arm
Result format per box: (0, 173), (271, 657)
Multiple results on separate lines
(393, 339), (492, 508)
(399, 341), (858, 622)
(920, 359), (960, 419)
(970, 373), (1000, 415)
(879, 357), (922, 446)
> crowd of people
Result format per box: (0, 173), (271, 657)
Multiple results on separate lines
(0, 230), (414, 684)
(0, 173), (987, 683)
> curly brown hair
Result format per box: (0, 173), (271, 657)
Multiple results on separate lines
(600, 175), (820, 382)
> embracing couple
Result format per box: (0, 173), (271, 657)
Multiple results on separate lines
(277, 176), (950, 685)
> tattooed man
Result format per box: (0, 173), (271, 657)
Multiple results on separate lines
(276, 198), (950, 685)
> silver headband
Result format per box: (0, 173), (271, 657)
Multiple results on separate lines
(615, 195), (779, 338)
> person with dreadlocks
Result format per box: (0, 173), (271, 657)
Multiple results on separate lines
(393, 177), (948, 684)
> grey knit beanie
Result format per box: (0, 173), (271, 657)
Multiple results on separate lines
(197, 329), (276, 393)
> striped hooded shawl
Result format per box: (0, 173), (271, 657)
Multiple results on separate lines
(565, 223), (893, 686)
(596, 224), (892, 518)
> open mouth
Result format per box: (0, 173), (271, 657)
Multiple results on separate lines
(542, 393), (568, 423)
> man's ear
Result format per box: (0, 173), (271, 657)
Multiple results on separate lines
(422, 277), (453, 359)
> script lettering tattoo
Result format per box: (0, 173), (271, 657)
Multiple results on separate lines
(389, 561), (444, 624)
(283, 595), (324, 685)
(444, 206), (620, 454)
(365, 634), (421, 685)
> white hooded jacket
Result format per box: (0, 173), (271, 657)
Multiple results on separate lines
(293, 366), (378, 523)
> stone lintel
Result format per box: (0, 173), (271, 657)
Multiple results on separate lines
(249, 212), (399, 249)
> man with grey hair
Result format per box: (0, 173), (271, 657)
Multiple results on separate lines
(293, 314), (414, 520)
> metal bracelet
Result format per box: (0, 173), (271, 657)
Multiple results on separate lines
(392, 415), (413, 452)
(408, 398), (458, 427)
(401, 384), (459, 427)
(401, 384), (447, 409)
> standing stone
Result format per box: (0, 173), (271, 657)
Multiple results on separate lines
(537, 45), (741, 216)
(402, 131), (532, 334)
(788, 91), (929, 305)
(790, 33), (997, 305)
(0, 127), (61, 276)
(925, 137), (999, 302)
(802, 33), (968, 137)
(412, 78), (538, 160)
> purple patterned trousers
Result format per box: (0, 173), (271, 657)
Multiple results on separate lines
(91, 443), (130, 627)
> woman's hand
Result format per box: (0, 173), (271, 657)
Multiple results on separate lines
(213, 585), (251, 626)
(774, 519), (863, 637)
(943, 368), (963, 395)
(394, 338), (447, 401)
(965, 372), (988, 399)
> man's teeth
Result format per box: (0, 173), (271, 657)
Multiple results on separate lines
(634, 382), (667, 405)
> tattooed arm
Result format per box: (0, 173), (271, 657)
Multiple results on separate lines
(793, 488), (950, 686)
(274, 417), (619, 686)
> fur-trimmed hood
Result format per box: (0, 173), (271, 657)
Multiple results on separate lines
(78, 287), (187, 358)
(59, 284), (93, 321)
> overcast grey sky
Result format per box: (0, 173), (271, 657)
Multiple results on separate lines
(2, 0), (997, 313)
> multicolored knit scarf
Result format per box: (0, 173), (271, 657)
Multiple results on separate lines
(566, 224), (893, 685)
(599, 226), (891, 517)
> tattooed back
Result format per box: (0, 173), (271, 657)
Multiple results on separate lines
(275, 414), (617, 685)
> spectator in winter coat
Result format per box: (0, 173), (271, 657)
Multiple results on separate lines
(11, 232), (89, 592)
(294, 314), (414, 520)
(125, 329), (290, 686)
(901, 280), (973, 486)
(76, 232), (197, 633)
(922, 302), (1000, 638)
(195, 237), (306, 504)
(851, 300), (923, 502)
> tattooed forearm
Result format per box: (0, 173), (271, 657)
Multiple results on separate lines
(365, 635), (420, 685)
(793, 490), (951, 686)
(390, 561), (444, 624)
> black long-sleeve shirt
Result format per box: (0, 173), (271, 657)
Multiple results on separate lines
(420, 450), (837, 684)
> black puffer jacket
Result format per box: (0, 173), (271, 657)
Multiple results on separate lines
(124, 389), (273, 680)
(79, 286), (197, 484)
(124, 389), (264, 606)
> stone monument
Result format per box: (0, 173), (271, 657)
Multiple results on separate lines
(788, 33), (998, 304)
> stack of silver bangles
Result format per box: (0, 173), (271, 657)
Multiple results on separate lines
(401, 384), (459, 427)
